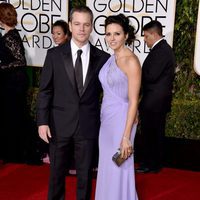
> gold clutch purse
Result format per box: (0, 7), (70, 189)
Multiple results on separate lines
(112, 149), (127, 167)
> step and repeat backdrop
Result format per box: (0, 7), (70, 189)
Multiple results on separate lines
(86, 0), (177, 64)
(1, 0), (199, 75)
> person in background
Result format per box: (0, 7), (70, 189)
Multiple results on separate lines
(136, 20), (176, 173)
(95, 14), (141, 200)
(42, 19), (71, 165)
(52, 19), (71, 46)
(0, 2), (29, 163)
(37, 6), (109, 200)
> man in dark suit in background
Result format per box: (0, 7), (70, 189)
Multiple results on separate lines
(37, 6), (109, 200)
(136, 20), (176, 173)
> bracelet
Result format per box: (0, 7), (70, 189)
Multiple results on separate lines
(123, 136), (130, 141)
(123, 136), (132, 145)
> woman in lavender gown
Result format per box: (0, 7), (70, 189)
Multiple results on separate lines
(95, 14), (141, 200)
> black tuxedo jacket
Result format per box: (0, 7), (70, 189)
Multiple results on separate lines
(139, 39), (176, 113)
(37, 41), (110, 139)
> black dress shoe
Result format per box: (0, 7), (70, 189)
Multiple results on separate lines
(135, 167), (161, 173)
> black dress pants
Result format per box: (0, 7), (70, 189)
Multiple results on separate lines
(139, 111), (167, 170)
(48, 135), (95, 200)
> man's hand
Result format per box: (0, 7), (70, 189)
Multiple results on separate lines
(38, 125), (51, 143)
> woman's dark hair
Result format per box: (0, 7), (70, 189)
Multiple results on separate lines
(105, 14), (135, 45)
(0, 3), (17, 27)
(52, 20), (71, 37)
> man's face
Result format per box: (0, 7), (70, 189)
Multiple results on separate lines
(69, 12), (92, 47)
(143, 30), (156, 48)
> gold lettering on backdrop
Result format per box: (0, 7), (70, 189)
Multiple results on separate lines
(4, 0), (68, 66)
(88, 0), (175, 64)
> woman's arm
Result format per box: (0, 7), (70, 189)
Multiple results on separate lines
(119, 54), (141, 159)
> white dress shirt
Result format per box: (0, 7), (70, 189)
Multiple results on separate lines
(71, 39), (90, 85)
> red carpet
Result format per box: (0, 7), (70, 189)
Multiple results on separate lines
(0, 163), (199, 200)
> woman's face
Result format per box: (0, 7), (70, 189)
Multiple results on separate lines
(105, 23), (127, 51)
(52, 25), (68, 45)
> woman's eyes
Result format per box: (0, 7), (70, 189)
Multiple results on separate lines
(106, 32), (121, 36)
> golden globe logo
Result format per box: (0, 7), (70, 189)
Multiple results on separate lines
(87, 0), (176, 64)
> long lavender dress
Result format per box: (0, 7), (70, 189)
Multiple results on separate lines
(95, 55), (138, 200)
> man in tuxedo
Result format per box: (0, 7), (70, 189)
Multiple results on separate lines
(136, 20), (176, 173)
(37, 6), (109, 200)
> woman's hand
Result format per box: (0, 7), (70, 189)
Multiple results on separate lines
(120, 136), (133, 159)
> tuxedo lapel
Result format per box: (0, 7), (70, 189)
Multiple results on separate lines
(61, 43), (77, 92)
(61, 43), (100, 97)
(81, 45), (97, 96)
